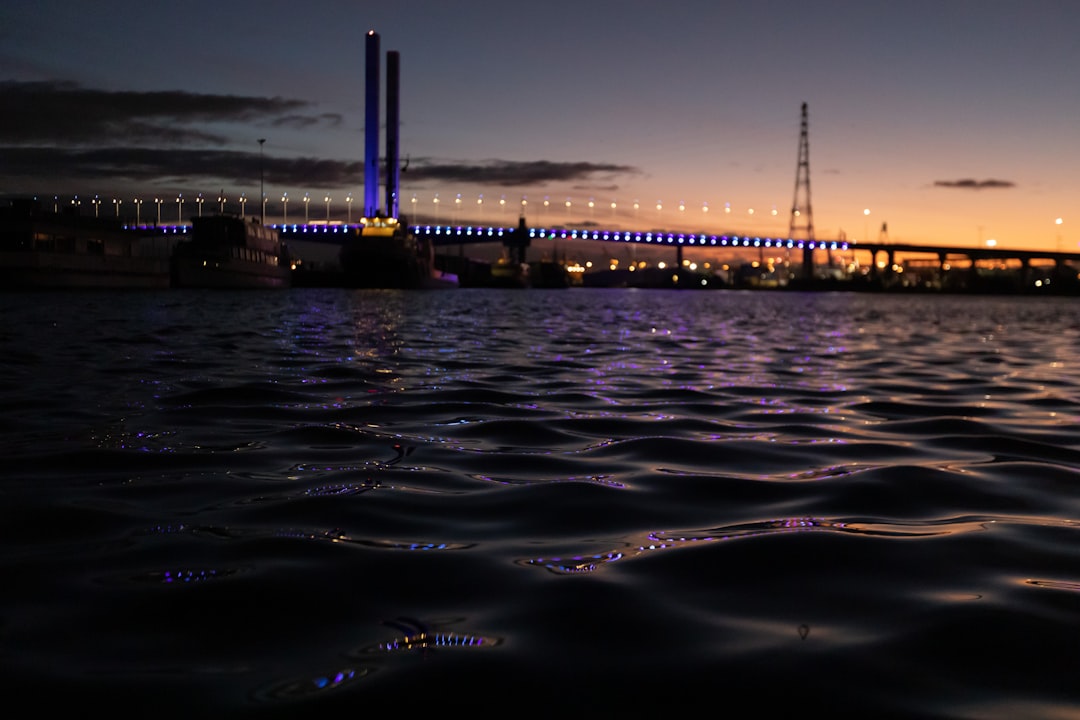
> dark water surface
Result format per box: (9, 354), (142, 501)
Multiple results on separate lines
(2, 288), (1079, 718)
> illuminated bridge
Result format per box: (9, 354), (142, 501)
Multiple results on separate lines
(131, 220), (1080, 288)
(208, 220), (848, 255)
(134, 220), (848, 257)
(410, 223), (849, 253)
(129, 218), (846, 275)
(268, 219), (849, 278)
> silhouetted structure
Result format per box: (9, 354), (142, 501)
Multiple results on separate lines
(789, 102), (815, 280)
(364, 31), (380, 217)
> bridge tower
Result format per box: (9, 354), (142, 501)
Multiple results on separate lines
(363, 30), (380, 218)
(789, 102), (815, 280)
(385, 50), (401, 219)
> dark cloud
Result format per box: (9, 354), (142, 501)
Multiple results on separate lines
(405, 159), (639, 187)
(0, 146), (362, 191)
(0, 146), (632, 196)
(272, 113), (344, 130)
(0, 80), (321, 146)
(934, 178), (1016, 190)
(0, 80), (639, 196)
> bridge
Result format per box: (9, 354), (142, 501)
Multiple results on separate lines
(134, 218), (1080, 285)
(273, 219), (1080, 284)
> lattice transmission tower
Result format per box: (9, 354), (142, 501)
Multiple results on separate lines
(789, 102), (814, 240)
(789, 102), (815, 280)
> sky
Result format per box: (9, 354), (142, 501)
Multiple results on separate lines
(2, 0), (1078, 252)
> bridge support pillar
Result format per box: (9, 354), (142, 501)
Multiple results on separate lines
(1053, 258), (1072, 288)
(965, 254), (979, 290)
(676, 245), (683, 270)
(502, 215), (530, 266)
(802, 245), (814, 282)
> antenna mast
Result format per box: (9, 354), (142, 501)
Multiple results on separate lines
(789, 102), (815, 280)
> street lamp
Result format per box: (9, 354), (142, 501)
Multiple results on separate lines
(217, 190), (226, 213)
(281, 193), (289, 224)
(71, 196), (81, 214)
(176, 194), (184, 223)
(92, 195), (101, 217)
(1056, 217), (1064, 251)
(863, 208), (870, 241)
(258, 138), (266, 224)
(433, 193), (440, 222)
(112, 198), (122, 218)
(324, 195), (331, 222)
(303, 192), (310, 223)
(346, 193), (353, 223)
(154, 197), (162, 224)
(133, 198), (142, 225)
(195, 193), (204, 217)
(239, 193), (247, 217)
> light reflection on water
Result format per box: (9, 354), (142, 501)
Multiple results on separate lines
(1, 288), (1079, 716)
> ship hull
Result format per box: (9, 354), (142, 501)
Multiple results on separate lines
(340, 224), (458, 289)
(1, 199), (170, 289)
(0, 250), (169, 289)
(171, 254), (291, 288)
(171, 215), (291, 289)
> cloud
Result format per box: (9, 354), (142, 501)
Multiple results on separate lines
(933, 178), (1016, 190)
(0, 80), (322, 146)
(0, 146), (361, 190)
(0, 80), (638, 196)
(405, 159), (639, 187)
(272, 113), (344, 130)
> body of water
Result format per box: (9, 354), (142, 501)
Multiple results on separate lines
(2, 288), (1079, 718)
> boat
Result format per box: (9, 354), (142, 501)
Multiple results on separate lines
(171, 214), (292, 288)
(339, 214), (458, 289)
(0, 198), (170, 289)
(489, 258), (531, 288)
